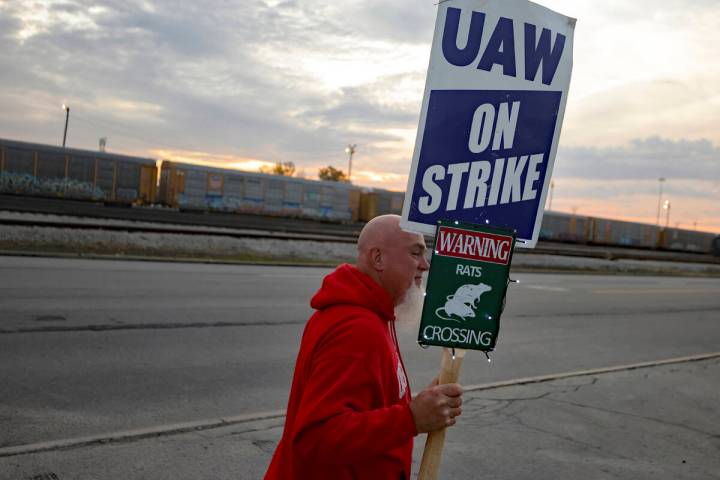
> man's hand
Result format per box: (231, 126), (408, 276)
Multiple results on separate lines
(409, 382), (463, 433)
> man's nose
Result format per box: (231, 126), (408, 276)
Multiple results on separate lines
(419, 254), (430, 271)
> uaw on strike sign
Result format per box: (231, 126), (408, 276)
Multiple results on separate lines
(401, 0), (575, 248)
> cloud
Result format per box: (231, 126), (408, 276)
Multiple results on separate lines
(562, 79), (720, 146)
(0, 1), (429, 172)
(299, 74), (422, 128)
(555, 137), (720, 182)
(1, 1), (718, 233)
(331, 1), (435, 44)
(550, 137), (720, 232)
(0, 9), (22, 40)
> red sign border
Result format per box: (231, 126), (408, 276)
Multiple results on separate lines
(435, 225), (514, 265)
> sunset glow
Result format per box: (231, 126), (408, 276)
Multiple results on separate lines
(1, 0), (717, 232)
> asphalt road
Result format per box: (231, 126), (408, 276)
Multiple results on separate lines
(1, 256), (719, 451)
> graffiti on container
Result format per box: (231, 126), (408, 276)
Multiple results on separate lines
(0, 172), (105, 201)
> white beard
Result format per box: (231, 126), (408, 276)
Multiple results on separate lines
(394, 283), (426, 332)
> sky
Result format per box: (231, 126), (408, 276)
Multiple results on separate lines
(1, 0), (718, 233)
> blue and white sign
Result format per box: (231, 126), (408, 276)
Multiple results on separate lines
(401, 0), (575, 248)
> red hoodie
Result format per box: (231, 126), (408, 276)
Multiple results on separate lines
(265, 264), (417, 480)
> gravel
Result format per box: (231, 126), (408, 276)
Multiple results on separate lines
(1, 211), (719, 276)
(0, 224), (357, 263)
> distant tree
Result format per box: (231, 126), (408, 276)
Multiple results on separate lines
(318, 166), (348, 182)
(260, 161), (296, 176)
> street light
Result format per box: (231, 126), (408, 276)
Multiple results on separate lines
(548, 180), (555, 210)
(663, 199), (671, 228)
(345, 144), (356, 183)
(655, 177), (666, 226)
(61, 103), (70, 148)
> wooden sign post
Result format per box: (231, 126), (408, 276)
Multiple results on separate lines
(418, 347), (466, 480)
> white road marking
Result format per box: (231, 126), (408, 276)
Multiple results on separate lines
(523, 285), (569, 292)
(593, 288), (720, 295)
(260, 272), (327, 278)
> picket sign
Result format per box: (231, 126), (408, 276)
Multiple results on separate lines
(409, 0), (575, 476)
(400, 0), (575, 247)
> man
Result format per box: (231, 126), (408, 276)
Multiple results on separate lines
(265, 214), (463, 479)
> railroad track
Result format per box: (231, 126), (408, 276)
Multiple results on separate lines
(0, 216), (358, 244)
(0, 194), (361, 239)
(1, 194), (718, 264)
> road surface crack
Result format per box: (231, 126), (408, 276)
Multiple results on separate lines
(547, 397), (720, 440)
(501, 411), (636, 462)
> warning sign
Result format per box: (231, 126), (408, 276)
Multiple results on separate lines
(418, 219), (515, 351)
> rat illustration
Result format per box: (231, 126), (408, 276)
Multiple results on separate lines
(435, 283), (492, 322)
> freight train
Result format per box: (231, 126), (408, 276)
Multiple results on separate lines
(0, 138), (157, 203)
(1, 137), (718, 255)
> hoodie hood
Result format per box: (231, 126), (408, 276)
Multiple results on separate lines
(310, 264), (395, 322)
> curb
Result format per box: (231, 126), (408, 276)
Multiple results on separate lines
(0, 410), (286, 458)
(462, 351), (720, 393)
(2, 352), (718, 458)
(0, 249), (340, 269)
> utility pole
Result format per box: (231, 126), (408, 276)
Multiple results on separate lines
(655, 177), (666, 226)
(62, 104), (70, 147)
(345, 144), (356, 183)
(663, 200), (671, 228)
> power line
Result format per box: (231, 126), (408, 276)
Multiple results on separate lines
(71, 114), (201, 154)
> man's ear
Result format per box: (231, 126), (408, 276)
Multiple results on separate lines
(370, 247), (384, 271)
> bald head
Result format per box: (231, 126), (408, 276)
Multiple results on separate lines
(356, 214), (429, 304)
(357, 214), (405, 256)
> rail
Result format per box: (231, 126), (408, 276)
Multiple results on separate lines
(2, 215), (718, 265)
